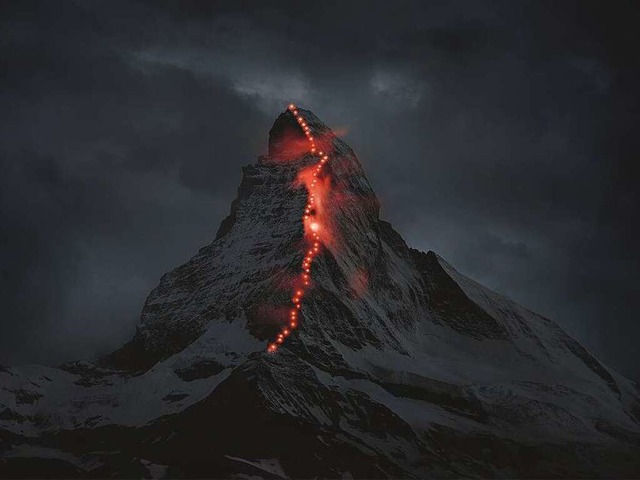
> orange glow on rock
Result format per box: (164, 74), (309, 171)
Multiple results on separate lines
(267, 103), (340, 353)
(349, 268), (370, 300)
(332, 126), (349, 137)
(272, 131), (314, 161)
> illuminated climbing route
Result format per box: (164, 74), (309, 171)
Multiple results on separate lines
(267, 103), (331, 353)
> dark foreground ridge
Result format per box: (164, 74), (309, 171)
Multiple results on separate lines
(1, 108), (639, 478)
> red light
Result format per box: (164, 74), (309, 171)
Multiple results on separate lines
(267, 105), (340, 351)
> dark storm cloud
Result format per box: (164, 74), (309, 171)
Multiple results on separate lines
(0, 1), (270, 363)
(1, 1), (638, 380)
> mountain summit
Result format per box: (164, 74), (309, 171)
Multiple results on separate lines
(1, 107), (639, 478)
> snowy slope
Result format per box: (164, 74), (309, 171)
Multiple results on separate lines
(1, 108), (639, 478)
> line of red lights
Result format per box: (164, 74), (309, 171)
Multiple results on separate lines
(267, 103), (330, 353)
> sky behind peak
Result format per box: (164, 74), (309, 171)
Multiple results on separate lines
(1, 0), (638, 380)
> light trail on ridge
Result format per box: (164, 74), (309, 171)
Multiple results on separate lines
(267, 104), (331, 353)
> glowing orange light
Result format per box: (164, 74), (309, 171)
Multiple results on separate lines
(267, 104), (340, 352)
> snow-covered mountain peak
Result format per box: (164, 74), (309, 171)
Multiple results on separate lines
(1, 107), (639, 478)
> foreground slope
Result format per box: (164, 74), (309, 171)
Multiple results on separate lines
(1, 108), (639, 478)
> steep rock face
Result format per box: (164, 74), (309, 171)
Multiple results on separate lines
(1, 108), (639, 478)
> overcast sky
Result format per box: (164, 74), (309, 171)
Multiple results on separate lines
(1, 0), (638, 380)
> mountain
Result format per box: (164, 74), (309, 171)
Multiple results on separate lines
(1, 107), (639, 478)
